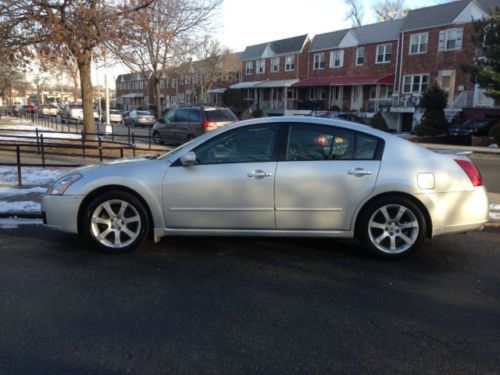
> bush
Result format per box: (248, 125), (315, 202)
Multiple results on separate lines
(222, 89), (244, 113)
(490, 120), (500, 145)
(416, 84), (449, 136)
(251, 107), (263, 118)
(329, 104), (341, 112)
(370, 111), (388, 130)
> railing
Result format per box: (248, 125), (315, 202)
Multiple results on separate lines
(391, 94), (421, 108)
(450, 91), (474, 108)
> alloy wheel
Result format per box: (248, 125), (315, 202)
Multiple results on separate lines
(367, 204), (419, 254)
(90, 199), (141, 249)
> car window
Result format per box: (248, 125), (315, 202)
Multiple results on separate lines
(137, 111), (150, 115)
(350, 115), (364, 124)
(165, 110), (176, 123)
(195, 124), (279, 165)
(355, 133), (379, 160)
(205, 109), (237, 122)
(175, 109), (188, 122)
(186, 109), (202, 122)
(286, 124), (355, 161)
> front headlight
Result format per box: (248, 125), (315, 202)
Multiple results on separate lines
(50, 173), (83, 195)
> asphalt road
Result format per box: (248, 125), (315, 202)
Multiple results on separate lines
(0, 225), (499, 373)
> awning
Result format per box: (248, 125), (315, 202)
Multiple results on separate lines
(121, 93), (144, 98)
(229, 81), (263, 89)
(293, 74), (395, 88)
(207, 88), (227, 94)
(255, 79), (299, 88)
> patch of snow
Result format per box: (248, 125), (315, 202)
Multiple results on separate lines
(0, 201), (40, 213)
(0, 187), (47, 196)
(0, 217), (42, 229)
(491, 204), (500, 211)
(488, 144), (498, 148)
(0, 123), (81, 140)
(489, 212), (500, 222)
(0, 166), (64, 185)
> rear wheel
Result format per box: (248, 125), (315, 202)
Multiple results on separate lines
(83, 191), (150, 253)
(358, 196), (426, 259)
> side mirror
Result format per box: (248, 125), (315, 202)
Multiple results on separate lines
(180, 151), (197, 166)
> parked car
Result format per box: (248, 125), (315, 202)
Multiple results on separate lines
(124, 110), (156, 127)
(41, 116), (488, 258)
(152, 106), (238, 145)
(22, 105), (37, 114)
(60, 104), (84, 123)
(39, 105), (58, 117)
(448, 119), (497, 138)
(316, 111), (366, 124)
(102, 109), (124, 124)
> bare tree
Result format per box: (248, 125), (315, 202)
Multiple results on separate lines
(373, 0), (408, 22)
(0, 0), (153, 134)
(344, 0), (365, 26)
(109, 0), (222, 119)
(0, 60), (25, 104)
(191, 40), (240, 104)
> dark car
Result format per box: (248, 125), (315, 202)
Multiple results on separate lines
(22, 105), (37, 114)
(123, 110), (156, 127)
(316, 111), (366, 124)
(152, 106), (238, 145)
(448, 119), (497, 138)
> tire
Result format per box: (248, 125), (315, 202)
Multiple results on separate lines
(357, 196), (426, 259)
(82, 190), (150, 254)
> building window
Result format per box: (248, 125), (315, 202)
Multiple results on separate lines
(271, 58), (280, 73)
(330, 50), (344, 69)
(309, 87), (324, 100)
(160, 80), (164, 89)
(376, 43), (392, 63)
(244, 89), (255, 100)
(172, 78), (177, 88)
(410, 32), (428, 55)
(287, 88), (297, 100)
(439, 28), (463, 51)
(313, 53), (325, 70)
(245, 61), (253, 75)
(370, 85), (377, 99)
(356, 47), (364, 65)
(285, 55), (295, 71)
(256, 59), (265, 74)
(402, 74), (430, 94)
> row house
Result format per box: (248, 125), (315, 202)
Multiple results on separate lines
(116, 53), (241, 112)
(230, 34), (310, 115)
(231, 0), (498, 130)
(294, 18), (403, 115)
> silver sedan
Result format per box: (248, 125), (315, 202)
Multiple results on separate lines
(41, 117), (489, 258)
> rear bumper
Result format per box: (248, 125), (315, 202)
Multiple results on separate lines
(426, 186), (489, 237)
(41, 194), (83, 234)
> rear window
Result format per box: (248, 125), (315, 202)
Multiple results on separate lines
(137, 111), (150, 115)
(204, 109), (237, 122)
(69, 105), (82, 109)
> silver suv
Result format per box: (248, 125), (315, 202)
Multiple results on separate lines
(152, 106), (238, 145)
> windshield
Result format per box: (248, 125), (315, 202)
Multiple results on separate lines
(205, 109), (237, 122)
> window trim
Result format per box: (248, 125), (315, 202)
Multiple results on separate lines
(256, 59), (265, 74)
(376, 43), (392, 64)
(271, 57), (280, 73)
(245, 61), (254, 75)
(313, 53), (325, 70)
(356, 47), (365, 66)
(285, 55), (295, 71)
(330, 50), (344, 69)
(402, 74), (430, 94)
(409, 32), (428, 55)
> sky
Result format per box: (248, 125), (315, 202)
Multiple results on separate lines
(96, 0), (440, 88)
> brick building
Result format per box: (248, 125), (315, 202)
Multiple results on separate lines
(116, 0), (499, 130)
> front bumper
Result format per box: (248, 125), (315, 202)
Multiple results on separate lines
(41, 194), (84, 234)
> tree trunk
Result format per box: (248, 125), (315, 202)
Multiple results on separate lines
(77, 53), (95, 136)
(154, 76), (161, 119)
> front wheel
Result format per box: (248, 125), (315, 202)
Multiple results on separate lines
(357, 196), (426, 259)
(83, 191), (150, 253)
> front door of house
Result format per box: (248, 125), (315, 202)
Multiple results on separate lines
(437, 70), (456, 106)
(350, 85), (363, 111)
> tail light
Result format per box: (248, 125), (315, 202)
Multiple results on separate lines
(201, 121), (216, 129)
(137, 116), (144, 120)
(455, 159), (482, 186)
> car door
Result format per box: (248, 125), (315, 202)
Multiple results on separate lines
(159, 110), (176, 143)
(163, 123), (280, 229)
(275, 123), (382, 231)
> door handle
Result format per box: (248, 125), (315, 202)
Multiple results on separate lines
(247, 170), (273, 178)
(348, 168), (373, 176)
